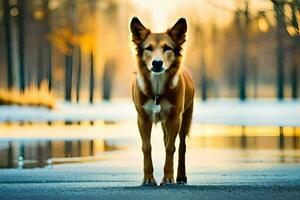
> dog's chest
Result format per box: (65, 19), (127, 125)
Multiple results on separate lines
(150, 74), (167, 95)
(142, 99), (173, 122)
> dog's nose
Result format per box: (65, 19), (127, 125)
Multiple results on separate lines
(151, 60), (163, 72)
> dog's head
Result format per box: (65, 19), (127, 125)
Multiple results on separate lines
(130, 17), (187, 74)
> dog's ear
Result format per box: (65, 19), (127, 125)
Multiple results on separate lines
(167, 18), (187, 45)
(130, 17), (150, 45)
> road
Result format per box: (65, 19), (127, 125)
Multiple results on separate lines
(0, 147), (299, 200)
(0, 124), (299, 200)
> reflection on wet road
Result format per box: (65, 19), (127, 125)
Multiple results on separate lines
(0, 123), (299, 169)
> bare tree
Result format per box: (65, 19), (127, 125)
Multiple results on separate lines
(194, 24), (207, 101)
(236, 1), (250, 101)
(271, 0), (286, 100)
(65, 51), (73, 101)
(3, 0), (13, 89)
(44, 0), (52, 91)
(289, 0), (300, 99)
(89, 51), (94, 104)
(76, 48), (82, 103)
(102, 59), (115, 101)
(64, 0), (77, 102)
(17, 0), (26, 91)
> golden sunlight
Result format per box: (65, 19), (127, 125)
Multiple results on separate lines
(258, 17), (269, 32)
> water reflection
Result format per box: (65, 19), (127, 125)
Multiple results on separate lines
(191, 136), (300, 150)
(0, 139), (118, 169)
(0, 124), (299, 169)
(190, 135), (300, 164)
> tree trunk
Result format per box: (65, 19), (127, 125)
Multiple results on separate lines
(37, 40), (44, 89)
(290, 1), (299, 99)
(44, 0), (52, 91)
(3, 0), (14, 90)
(200, 54), (207, 101)
(252, 58), (258, 98)
(18, 0), (26, 92)
(89, 51), (94, 104)
(76, 49), (82, 103)
(290, 35), (299, 99)
(236, 2), (249, 101)
(102, 59), (115, 101)
(65, 54), (73, 102)
(195, 24), (207, 101)
(47, 45), (52, 91)
(291, 57), (298, 99)
(273, 0), (285, 100)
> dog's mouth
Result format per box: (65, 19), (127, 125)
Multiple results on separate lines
(151, 66), (164, 73)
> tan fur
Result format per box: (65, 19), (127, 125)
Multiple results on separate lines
(130, 17), (194, 185)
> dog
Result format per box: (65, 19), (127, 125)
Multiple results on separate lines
(130, 17), (194, 186)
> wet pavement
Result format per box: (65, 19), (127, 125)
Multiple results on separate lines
(0, 124), (299, 199)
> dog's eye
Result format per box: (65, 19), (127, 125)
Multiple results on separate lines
(163, 45), (173, 52)
(144, 46), (153, 51)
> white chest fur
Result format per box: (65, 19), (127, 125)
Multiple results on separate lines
(136, 72), (179, 95)
(142, 99), (173, 122)
(150, 73), (167, 95)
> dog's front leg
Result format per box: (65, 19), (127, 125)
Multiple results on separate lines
(137, 115), (156, 186)
(161, 116), (181, 185)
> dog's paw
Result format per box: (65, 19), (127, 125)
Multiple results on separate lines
(141, 177), (157, 186)
(160, 177), (175, 186)
(176, 176), (187, 185)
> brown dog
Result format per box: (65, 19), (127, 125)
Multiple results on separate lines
(130, 17), (194, 186)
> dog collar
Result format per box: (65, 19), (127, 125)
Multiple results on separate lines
(154, 95), (160, 105)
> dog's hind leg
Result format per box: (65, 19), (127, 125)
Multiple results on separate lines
(138, 115), (157, 186)
(176, 102), (193, 184)
(162, 122), (167, 147)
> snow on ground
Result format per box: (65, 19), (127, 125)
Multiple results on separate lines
(0, 98), (300, 126)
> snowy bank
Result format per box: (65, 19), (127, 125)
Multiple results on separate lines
(0, 99), (300, 126)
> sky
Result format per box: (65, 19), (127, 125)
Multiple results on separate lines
(130, 0), (273, 31)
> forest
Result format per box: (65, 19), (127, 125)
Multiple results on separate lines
(0, 0), (299, 106)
